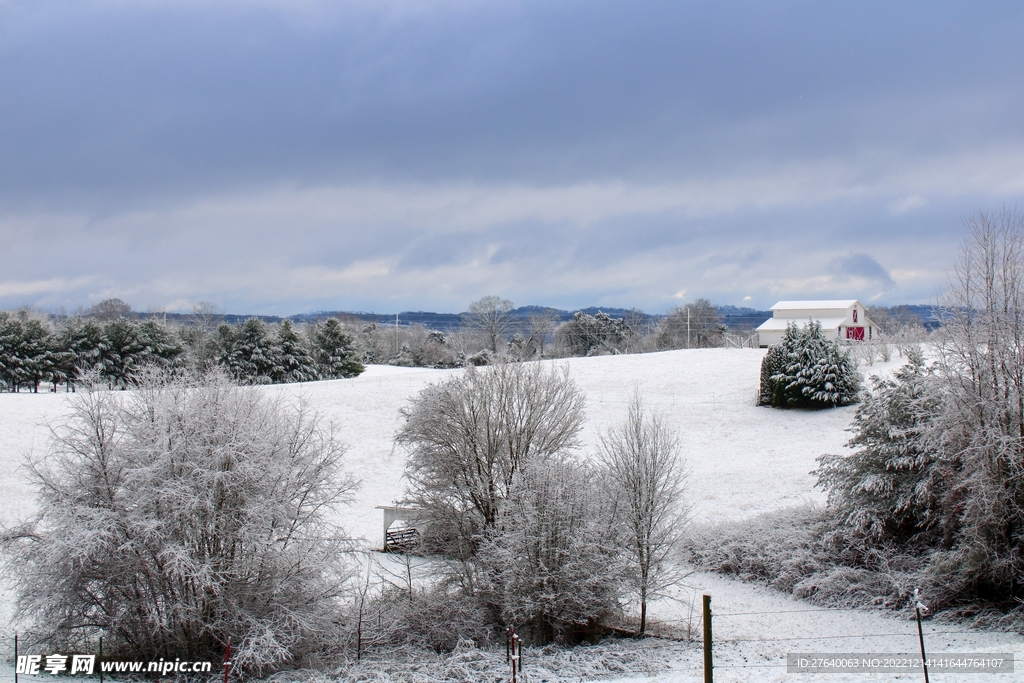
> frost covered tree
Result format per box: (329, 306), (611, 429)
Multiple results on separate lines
(396, 362), (585, 557)
(930, 209), (1024, 597)
(478, 460), (622, 644)
(466, 295), (515, 353)
(555, 311), (634, 356)
(313, 318), (364, 378)
(599, 392), (689, 635)
(274, 319), (319, 383)
(138, 320), (184, 368)
(816, 348), (945, 544)
(19, 319), (55, 393)
(1, 370), (357, 673)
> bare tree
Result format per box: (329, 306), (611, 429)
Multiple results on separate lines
(526, 310), (559, 358)
(656, 298), (725, 349)
(86, 298), (132, 321)
(599, 391), (689, 635)
(465, 295), (515, 353)
(190, 300), (223, 330)
(933, 208), (1024, 595)
(396, 362), (585, 557)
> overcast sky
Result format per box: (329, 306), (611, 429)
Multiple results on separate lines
(2, 1), (1023, 315)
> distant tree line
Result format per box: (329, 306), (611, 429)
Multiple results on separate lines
(2, 293), (936, 389)
(0, 305), (363, 392)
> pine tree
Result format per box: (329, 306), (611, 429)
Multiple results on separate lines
(816, 348), (944, 543)
(226, 318), (280, 384)
(54, 318), (105, 390)
(100, 318), (147, 388)
(138, 320), (185, 368)
(0, 312), (24, 391)
(313, 318), (364, 379)
(19, 319), (54, 393)
(274, 319), (319, 383)
(764, 320), (860, 409)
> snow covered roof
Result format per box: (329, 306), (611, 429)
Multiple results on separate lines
(770, 300), (860, 311)
(756, 317), (848, 332)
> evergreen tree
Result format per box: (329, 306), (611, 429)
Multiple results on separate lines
(226, 318), (279, 384)
(213, 323), (236, 369)
(19, 319), (54, 393)
(760, 321), (860, 409)
(816, 349), (945, 543)
(757, 335), (791, 406)
(138, 320), (185, 368)
(274, 319), (319, 383)
(100, 318), (147, 388)
(0, 312), (24, 391)
(312, 318), (364, 379)
(53, 318), (105, 390)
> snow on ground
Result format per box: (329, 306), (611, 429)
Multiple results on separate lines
(0, 349), (896, 549)
(2, 349), (1021, 682)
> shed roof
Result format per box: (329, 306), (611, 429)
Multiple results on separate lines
(770, 300), (860, 310)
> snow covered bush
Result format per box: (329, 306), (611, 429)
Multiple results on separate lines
(478, 460), (623, 644)
(758, 321), (861, 409)
(1, 369), (357, 673)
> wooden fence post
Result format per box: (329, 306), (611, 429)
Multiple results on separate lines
(223, 637), (232, 683)
(914, 589), (930, 683)
(703, 594), (713, 683)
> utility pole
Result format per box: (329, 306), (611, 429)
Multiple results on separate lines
(687, 307), (691, 348)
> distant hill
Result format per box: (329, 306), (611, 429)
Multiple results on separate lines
(56, 302), (940, 333)
(290, 305), (769, 332)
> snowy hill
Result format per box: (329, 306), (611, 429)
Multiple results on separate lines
(6, 349), (1020, 682)
(0, 348), (866, 553)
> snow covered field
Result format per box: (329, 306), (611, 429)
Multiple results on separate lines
(1, 348), (1021, 682)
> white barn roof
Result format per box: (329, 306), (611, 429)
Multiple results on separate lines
(770, 300), (859, 311)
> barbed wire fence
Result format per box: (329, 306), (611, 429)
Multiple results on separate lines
(499, 591), (1013, 683)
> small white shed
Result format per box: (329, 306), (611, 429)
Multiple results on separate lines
(756, 300), (876, 348)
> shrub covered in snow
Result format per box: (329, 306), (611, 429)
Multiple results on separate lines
(1, 369), (358, 673)
(478, 460), (624, 644)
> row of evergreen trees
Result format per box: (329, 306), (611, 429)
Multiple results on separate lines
(0, 313), (363, 392)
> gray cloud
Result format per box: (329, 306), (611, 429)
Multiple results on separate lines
(0, 1), (1022, 313)
(832, 253), (898, 295)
